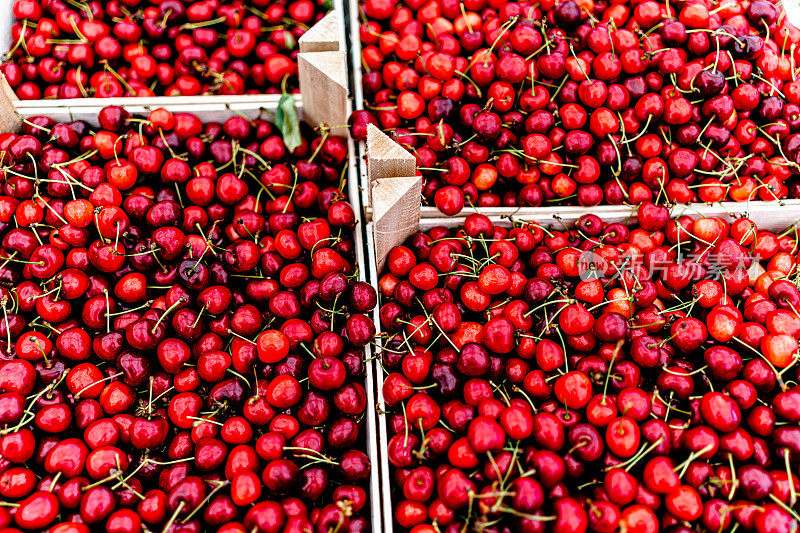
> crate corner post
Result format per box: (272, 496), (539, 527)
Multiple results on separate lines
(298, 10), (342, 53)
(0, 72), (21, 133)
(298, 51), (349, 137)
(371, 175), (423, 272)
(365, 124), (417, 182)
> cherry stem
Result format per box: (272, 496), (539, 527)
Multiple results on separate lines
(188, 414), (224, 427)
(400, 401), (410, 450)
(107, 301), (154, 317)
(82, 470), (122, 491)
(661, 365), (708, 377)
(75, 372), (123, 400)
(180, 480), (229, 524)
(46, 471), (62, 492)
(147, 376), (154, 417)
(104, 290), (111, 333)
(523, 298), (571, 318)
(161, 500), (186, 533)
(727, 452), (740, 501)
(284, 446), (331, 459)
(731, 336), (786, 390)
(786, 450), (797, 507)
(226, 368), (251, 389)
(511, 385), (538, 414)
(602, 340), (625, 402)
(151, 298), (186, 334)
(147, 457), (195, 466)
(5, 19), (28, 58)
(190, 306), (206, 329)
(0, 255), (44, 266)
(494, 506), (556, 521)
(610, 436), (664, 472)
(674, 443), (715, 478)
(769, 493), (800, 523)
(300, 456), (340, 468)
(295, 341), (322, 364)
(113, 474), (144, 500)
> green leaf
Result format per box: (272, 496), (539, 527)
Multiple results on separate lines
(275, 93), (301, 152)
(284, 31), (296, 51)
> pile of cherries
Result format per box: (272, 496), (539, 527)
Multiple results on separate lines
(377, 207), (800, 532)
(353, 0), (800, 215)
(2, 0), (328, 98)
(0, 106), (376, 532)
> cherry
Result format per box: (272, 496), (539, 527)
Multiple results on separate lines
(14, 490), (60, 529)
(666, 485), (703, 521)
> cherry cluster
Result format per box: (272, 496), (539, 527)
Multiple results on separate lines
(2, 0), (329, 99)
(353, 0), (800, 215)
(0, 106), (376, 533)
(378, 206), (800, 532)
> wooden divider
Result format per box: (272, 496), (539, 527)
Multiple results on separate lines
(298, 51), (349, 136)
(296, 7), (349, 136)
(298, 11), (342, 52)
(372, 176), (423, 271)
(366, 124), (417, 180)
(364, 124), (424, 269)
(0, 73), (20, 132)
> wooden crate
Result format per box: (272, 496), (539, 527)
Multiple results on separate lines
(364, 198), (800, 533)
(4, 69), (384, 532)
